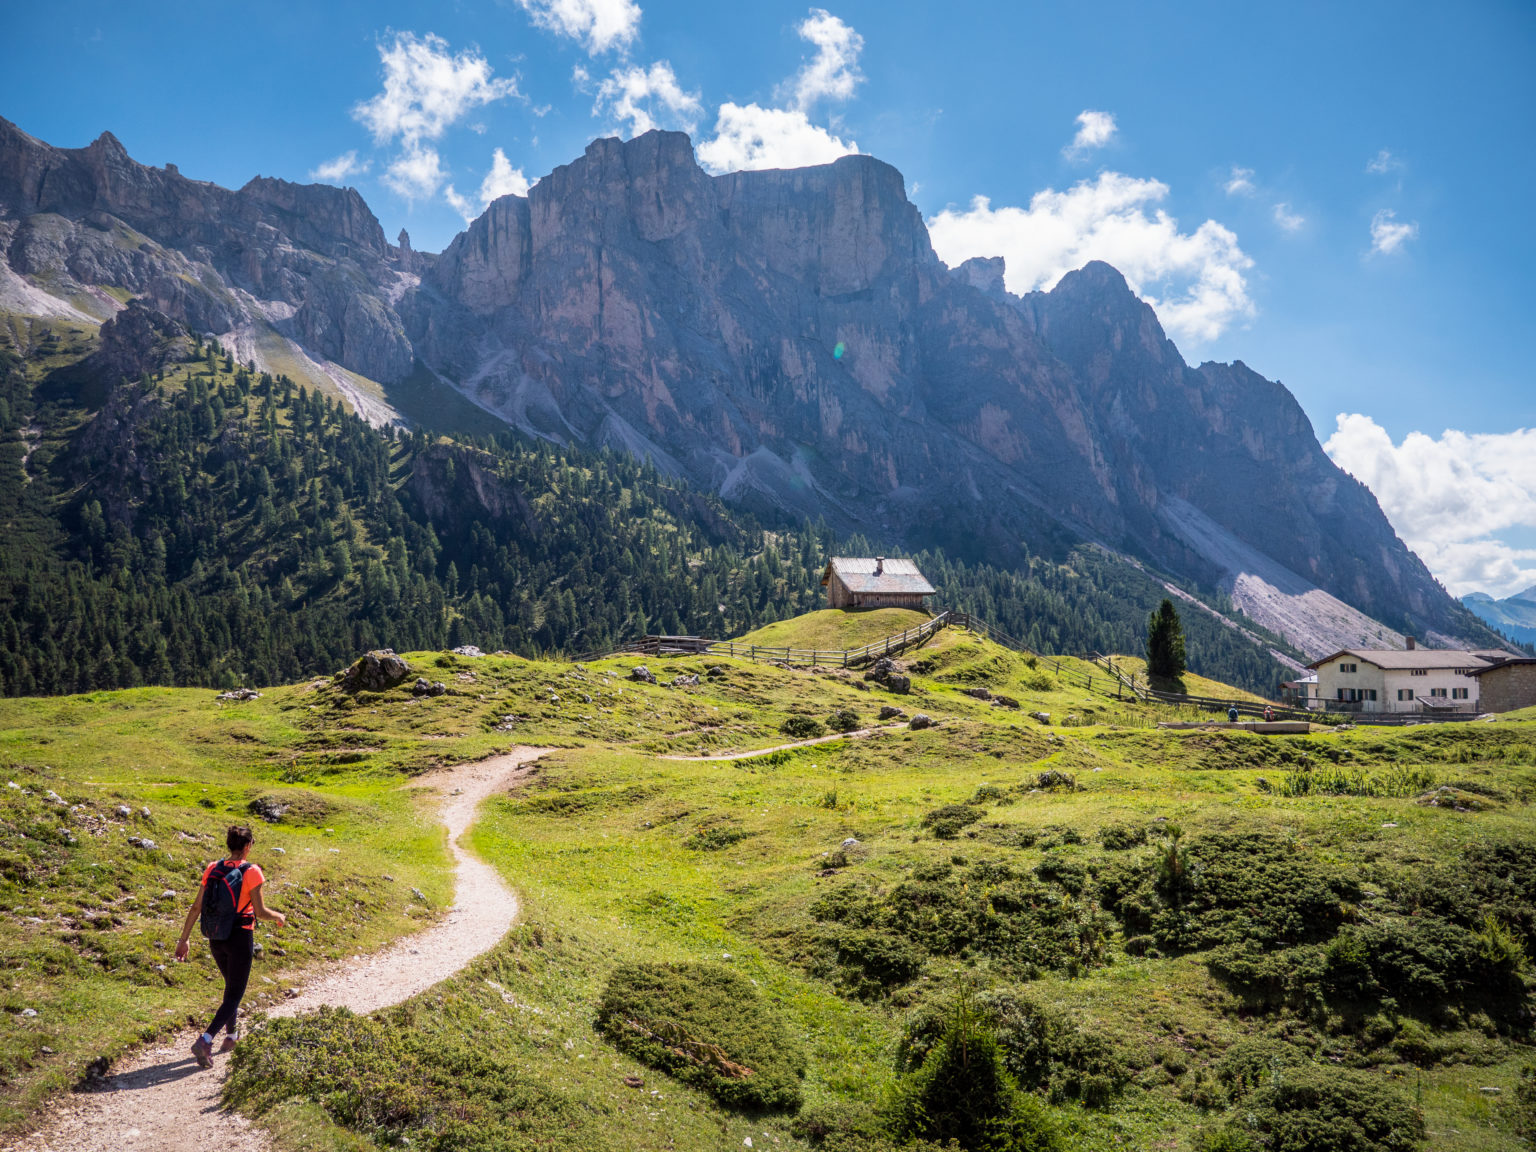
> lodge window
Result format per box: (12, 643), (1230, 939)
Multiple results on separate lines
(1411, 669), (1427, 677)
(1430, 687), (1448, 698)
(1339, 663), (1357, 673)
(1397, 689), (1415, 701)
(1452, 687), (1469, 700)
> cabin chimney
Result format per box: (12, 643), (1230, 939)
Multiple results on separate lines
(1405, 636), (1416, 650)
(874, 557), (884, 575)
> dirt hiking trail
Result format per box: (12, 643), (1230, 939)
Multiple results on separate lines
(658, 723), (902, 761)
(4, 747), (549, 1152)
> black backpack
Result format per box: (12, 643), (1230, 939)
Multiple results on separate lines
(200, 860), (250, 941)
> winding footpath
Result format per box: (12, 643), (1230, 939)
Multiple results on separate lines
(4, 747), (549, 1152)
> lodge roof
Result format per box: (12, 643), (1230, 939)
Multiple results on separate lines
(820, 557), (935, 596)
(1306, 648), (1509, 672)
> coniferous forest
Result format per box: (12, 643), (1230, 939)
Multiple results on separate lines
(0, 312), (1295, 697)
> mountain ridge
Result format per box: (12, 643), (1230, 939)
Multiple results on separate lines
(0, 115), (1504, 659)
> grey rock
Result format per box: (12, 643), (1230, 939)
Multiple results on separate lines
(342, 649), (411, 692)
(962, 687), (992, 700)
(908, 713), (934, 730)
(411, 677), (447, 697)
(671, 674), (699, 688)
(1028, 711), (1052, 725)
(451, 645), (484, 657)
(217, 687), (261, 701)
(629, 665), (657, 684)
(878, 705), (905, 720)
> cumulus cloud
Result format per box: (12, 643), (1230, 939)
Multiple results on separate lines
(1324, 414), (1536, 598)
(1370, 208), (1418, 255)
(354, 33), (518, 147)
(697, 9), (865, 174)
(593, 60), (703, 136)
(783, 8), (864, 111)
(1224, 166), (1256, 196)
(697, 102), (857, 173)
(1366, 148), (1403, 175)
(445, 147), (534, 221)
(515, 0), (641, 54)
(353, 32), (520, 201)
(927, 172), (1254, 344)
(385, 142), (449, 200)
(310, 151), (369, 184)
(1063, 110), (1117, 159)
(1272, 202), (1305, 232)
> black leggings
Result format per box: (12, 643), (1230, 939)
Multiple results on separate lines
(206, 927), (254, 1036)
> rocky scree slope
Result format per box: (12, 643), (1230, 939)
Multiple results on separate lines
(0, 118), (1497, 657)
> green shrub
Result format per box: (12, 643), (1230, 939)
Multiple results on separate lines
(923, 803), (984, 839)
(970, 784), (1007, 804)
(1226, 1065), (1424, 1152)
(684, 821), (752, 851)
(826, 708), (862, 733)
(224, 1006), (574, 1148)
(887, 994), (1062, 1152)
(782, 716), (827, 738)
(1098, 823), (1147, 850)
(595, 962), (805, 1111)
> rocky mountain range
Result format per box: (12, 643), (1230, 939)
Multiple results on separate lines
(1464, 586), (1536, 646)
(0, 114), (1503, 660)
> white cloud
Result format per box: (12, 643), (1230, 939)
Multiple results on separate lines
(1063, 110), (1116, 159)
(516, 0), (641, 55)
(310, 151), (369, 184)
(445, 147), (534, 221)
(697, 102), (858, 173)
(1366, 148), (1403, 175)
(784, 8), (864, 111)
(1370, 208), (1418, 255)
(354, 33), (519, 148)
(384, 142), (448, 200)
(927, 172), (1254, 344)
(1324, 414), (1536, 597)
(594, 61), (703, 136)
(1272, 202), (1305, 232)
(1224, 166), (1256, 196)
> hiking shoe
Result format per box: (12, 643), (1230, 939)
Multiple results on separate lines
(218, 1035), (237, 1054)
(190, 1035), (213, 1069)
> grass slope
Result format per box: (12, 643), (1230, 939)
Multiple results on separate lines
(737, 608), (936, 652)
(1, 620), (1533, 1151)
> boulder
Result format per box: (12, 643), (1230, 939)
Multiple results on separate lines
(217, 687), (261, 701)
(672, 674), (700, 688)
(411, 678), (447, 697)
(878, 705), (905, 720)
(908, 713), (934, 730)
(341, 649), (411, 692)
(1028, 711), (1052, 725)
(451, 645), (484, 657)
(629, 665), (657, 684)
(962, 687), (992, 700)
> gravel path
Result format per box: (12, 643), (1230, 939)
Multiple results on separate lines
(657, 724), (901, 761)
(3, 747), (549, 1152)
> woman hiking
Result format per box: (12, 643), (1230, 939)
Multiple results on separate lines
(174, 824), (285, 1068)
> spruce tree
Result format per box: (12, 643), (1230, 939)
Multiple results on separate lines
(1146, 598), (1187, 681)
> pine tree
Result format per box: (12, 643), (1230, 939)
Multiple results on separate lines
(1146, 598), (1187, 682)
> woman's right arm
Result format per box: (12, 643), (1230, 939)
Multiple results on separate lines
(175, 886), (204, 961)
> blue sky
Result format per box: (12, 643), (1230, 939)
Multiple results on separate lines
(2, 0), (1533, 596)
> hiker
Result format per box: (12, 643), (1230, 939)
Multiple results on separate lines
(1227, 705), (1239, 723)
(174, 824), (285, 1068)
(1264, 706), (1275, 722)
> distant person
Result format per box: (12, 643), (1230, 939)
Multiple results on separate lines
(1227, 705), (1239, 723)
(1264, 706), (1275, 722)
(175, 824), (285, 1068)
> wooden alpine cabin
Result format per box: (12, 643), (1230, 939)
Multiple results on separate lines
(821, 557), (936, 610)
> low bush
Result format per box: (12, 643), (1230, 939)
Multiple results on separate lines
(1098, 823), (1147, 850)
(1222, 1064), (1424, 1152)
(923, 803), (984, 839)
(782, 716), (827, 739)
(684, 820), (753, 851)
(826, 708), (862, 733)
(595, 962), (805, 1111)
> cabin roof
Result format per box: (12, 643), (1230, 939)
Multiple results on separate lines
(820, 557), (935, 596)
(1306, 648), (1508, 672)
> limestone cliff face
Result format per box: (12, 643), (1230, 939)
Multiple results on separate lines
(0, 119), (1485, 649)
(0, 116), (413, 384)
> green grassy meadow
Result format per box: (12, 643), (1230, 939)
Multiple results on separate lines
(1, 616), (1533, 1150)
